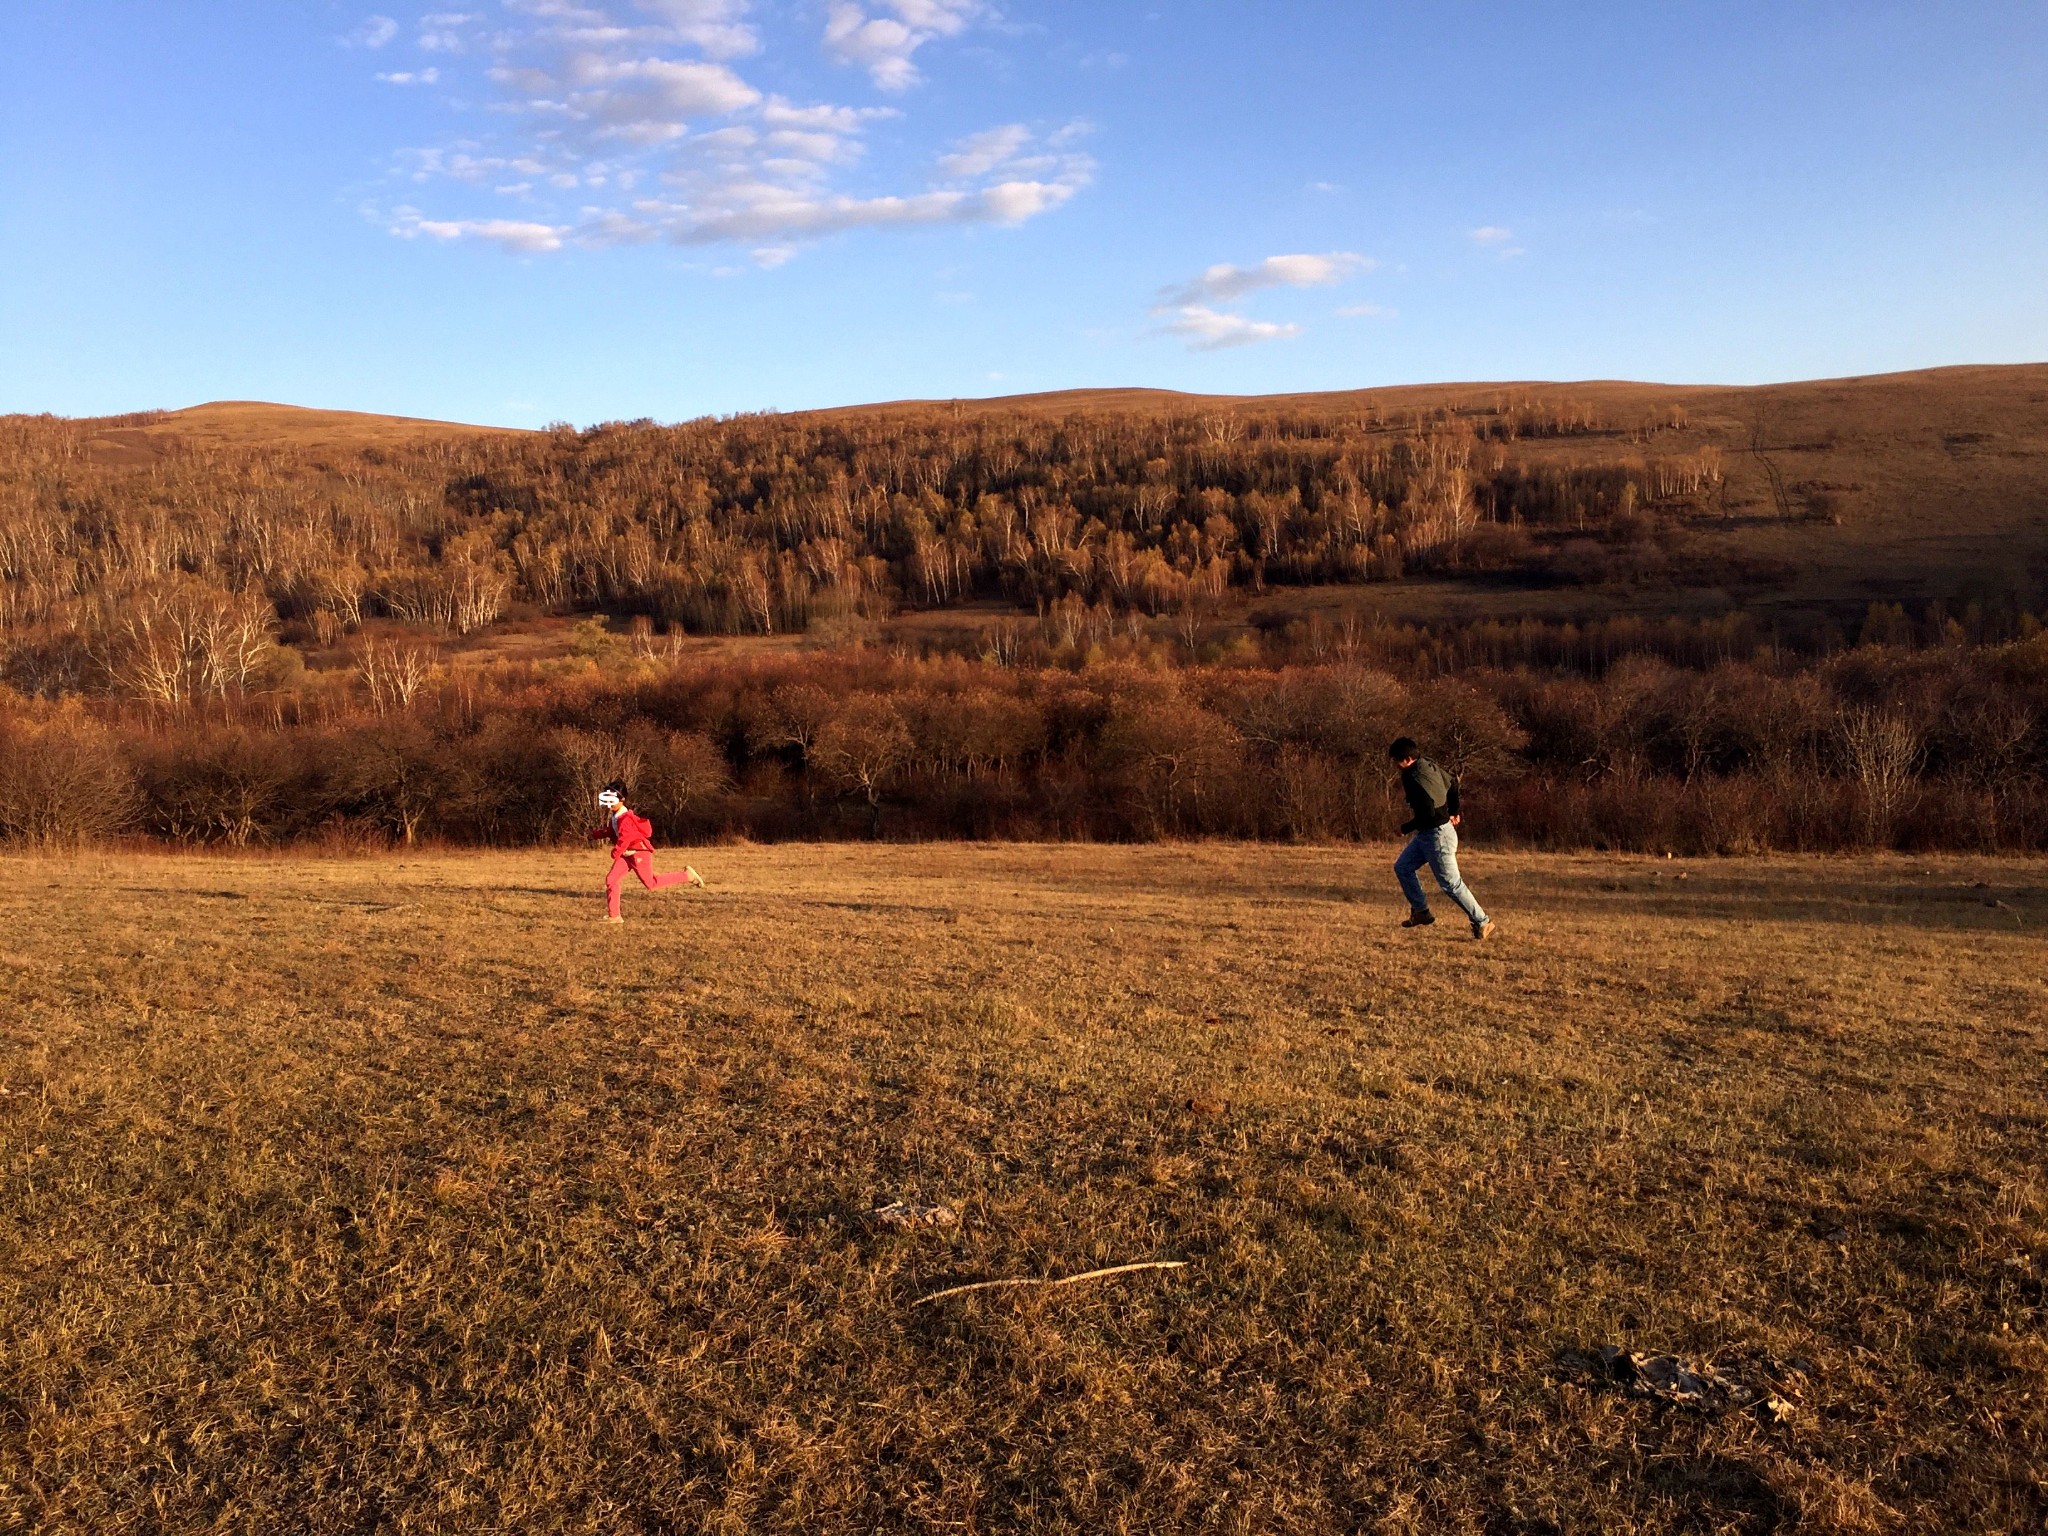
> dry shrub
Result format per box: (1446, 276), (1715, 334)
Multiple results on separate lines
(0, 704), (135, 844)
(1273, 745), (1346, 841)
(626, 723), (732, 841)
(812, 694), (914, 835)
(549, 725), (641, 827)
(1098, 688), (1246, 837)
(130, 727), (303, 845)
(322, 718), (444, 845)
(437, 715), (581, 845)
(2, 624), (2047, 853)
(1407, 676), (1527, 783)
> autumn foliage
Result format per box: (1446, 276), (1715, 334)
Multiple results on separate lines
(2, 401), (2044, 851)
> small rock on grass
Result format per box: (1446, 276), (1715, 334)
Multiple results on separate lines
(868, 1199), (959, 1230)
(1564, 1347), (1811, 1422)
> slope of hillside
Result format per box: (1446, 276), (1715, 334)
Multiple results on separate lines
(26, 363), (2048, 642)
(77, 400), (519, 466)
(854, 365), (2048, 629)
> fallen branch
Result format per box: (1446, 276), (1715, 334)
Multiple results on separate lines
(911, 1260), (1187, 1309)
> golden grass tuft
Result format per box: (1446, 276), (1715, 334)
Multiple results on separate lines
(1, 844), (2043, 1531)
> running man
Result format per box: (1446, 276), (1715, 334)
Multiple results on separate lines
(588, 781), (704, 922)
(1388, 737), (1495, 941)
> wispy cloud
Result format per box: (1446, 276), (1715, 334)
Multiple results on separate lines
(365, 0), (1084, 258)
(590, 175), (1079, 247)
(1158, 305), (1302, 351)
(391, 209), (569, 252)
(936, 124), (1031, 179)
(1471, 225), (1525, 257)
(823, 0), (980, 92)
(1160, 251), (1372, 306)
(544, 55), (764, 143)
(636, 0), (760, 59)
(1336, 302), (1394, 319)
(348, 14), (400, 48)
(1148, 251), (1372, 350)
(418, 12), (480, 50)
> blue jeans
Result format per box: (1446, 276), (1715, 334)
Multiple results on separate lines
(1395, 823), (1488, 927)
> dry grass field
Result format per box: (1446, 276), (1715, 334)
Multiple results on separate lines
(3, 844), (2045, 1533)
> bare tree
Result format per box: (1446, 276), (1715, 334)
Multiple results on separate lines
(355, 638), (441, 716)
(1838, 705), (1924, 845)
(813, 694), (913, 836)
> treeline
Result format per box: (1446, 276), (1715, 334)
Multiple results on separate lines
(3, 630), (2043, 854)
(0, 399), (1737, 694)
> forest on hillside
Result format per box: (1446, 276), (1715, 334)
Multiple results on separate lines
(1, 398), (2044, 853)
(0, 398), (1731, 690)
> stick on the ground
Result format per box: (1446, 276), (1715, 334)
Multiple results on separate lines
(911, 1260), (1187, 1308)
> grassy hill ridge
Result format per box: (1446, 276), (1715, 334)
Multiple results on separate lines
(76, 359), (2048, 433)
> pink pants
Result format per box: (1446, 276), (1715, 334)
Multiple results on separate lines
(605, 852), (691, 918)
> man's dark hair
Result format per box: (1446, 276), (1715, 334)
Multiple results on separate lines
(1387, 737), (1419, 762)
(602, 778), (629, 798)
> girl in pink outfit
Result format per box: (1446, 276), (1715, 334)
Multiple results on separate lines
(588, 781), (704, 921)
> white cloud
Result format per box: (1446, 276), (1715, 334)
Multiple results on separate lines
(1471, 225), (1514, 245)
(632, 0), (758, 58)
(417, 13), (480, 50)
(372, 0), (1083, 259)
(391, 209), (569, 252)
(761, 98), (894, 132)
(937, 124), (1031, 179)
(980, 179), (1073, 224)
(579, 209), (660, 243)
(1159, 306), (1301, 351)
(768, 128), (861, 165)
(350, 14), (400, 47)
(1162, 251), (1372, 306)
(1336, 302), (1394, 318)
(561, 55), (761, 140)
(824, 0), (979, 91)
(602, 177), (1072, 245)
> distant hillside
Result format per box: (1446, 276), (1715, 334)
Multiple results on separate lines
(5, 370), (2047, 855)
(73, 401), (520, 467)
(838, 365), (2048, 629)
(3, 364), (2043, 699)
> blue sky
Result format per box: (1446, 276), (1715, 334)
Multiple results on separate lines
(3, 1), (2044, 425)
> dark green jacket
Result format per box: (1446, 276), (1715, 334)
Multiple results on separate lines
(1398, 757), (1460, 834)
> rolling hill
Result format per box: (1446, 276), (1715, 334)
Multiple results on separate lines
(62, 363), (2047, 635)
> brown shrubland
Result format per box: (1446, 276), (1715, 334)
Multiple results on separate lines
(1, 843), (2042, 1531)
(1, 371), (2044, 853)
(0, 636), (2041, 853)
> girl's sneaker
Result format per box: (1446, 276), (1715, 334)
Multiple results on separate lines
(685, 866), (705, 888)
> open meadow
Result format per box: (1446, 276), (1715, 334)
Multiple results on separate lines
(3, 843), (2045, 1533)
